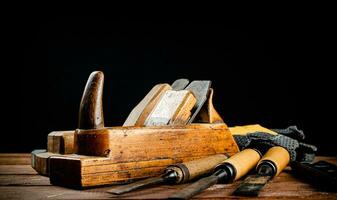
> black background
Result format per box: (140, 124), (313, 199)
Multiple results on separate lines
(11, 15), (336, 155)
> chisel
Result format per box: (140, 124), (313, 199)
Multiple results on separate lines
(107, 154), (228, 195)
(169, 148), (262, 200)
(233, 146), (290, 197)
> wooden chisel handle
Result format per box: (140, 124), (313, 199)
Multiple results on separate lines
(169, 150), (262, 200)
(257, 146), (290, 176)
(108, 154), (228, 195)
(166, 154), (228, 183)
(223, 149), (262, 181)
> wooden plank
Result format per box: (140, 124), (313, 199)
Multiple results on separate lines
(0, 175), (50, 186)
(0, 165), (37, 175)
(0, 156), (336, 199)
(2, 171), (336, 200)
(0, 154), (31, 165)
(0, 186), (111, 200)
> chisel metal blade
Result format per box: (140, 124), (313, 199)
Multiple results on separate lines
(107, 176), (165, 195)
(171, 79), (189, 90)
(233, 174), (272, 196)
(185, 81), (211, 123)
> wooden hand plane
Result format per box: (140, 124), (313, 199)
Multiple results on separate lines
(31, 71), (240, 188)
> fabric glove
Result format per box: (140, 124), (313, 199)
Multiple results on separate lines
(233, 125), (317, 163)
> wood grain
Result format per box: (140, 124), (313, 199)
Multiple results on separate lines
(29, 124), (287, 181)
(31, 150), (68, 176)
(78, 71), (104, 129)
(49, 124), (238, 188)
(0, 175), (50, 186)
(1, 156), (337, 199)
(123, 84), (172, 126)
(170, 91), (196, 125)
(48, 131), (74, 154)
(0, 165), (37, 175)
(144, 90), (196, 126)
(0, 154), (31, 165)
(74, 128), (110, 157)
(168, 154), (229, 183)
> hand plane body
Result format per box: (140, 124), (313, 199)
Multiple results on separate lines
(31, 73), (239, 188)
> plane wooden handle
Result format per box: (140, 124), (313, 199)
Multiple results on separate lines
(78, 71), (104, 129)
(168, 154), (228, 183)
(258, 146), (290, 176)
(224, 149), (261, 181)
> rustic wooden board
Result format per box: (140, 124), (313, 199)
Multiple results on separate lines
(0, 157), (337, 200)
(0, 165), (37, 175)
(0, 175), (50, 186)
(0, 154), (31, 165)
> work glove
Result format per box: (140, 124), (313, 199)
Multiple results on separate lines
(233, 126), (317, 163)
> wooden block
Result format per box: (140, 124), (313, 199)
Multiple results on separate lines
(47, 131), (75, 154)
(144, 90), (196, 126)
(31, 150), (64, 176)
(123, 84), (172, 126)
(50, 123), (239, 188)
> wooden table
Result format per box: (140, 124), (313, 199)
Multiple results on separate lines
(0, 154), (336, 199)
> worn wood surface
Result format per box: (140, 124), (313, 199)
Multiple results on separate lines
(0, 154), (336, 199)
(123, 84), (172, 126)
(48, 131), (75, 154)
(50, 124), (239, 188)
(78, 71), (105, 129)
